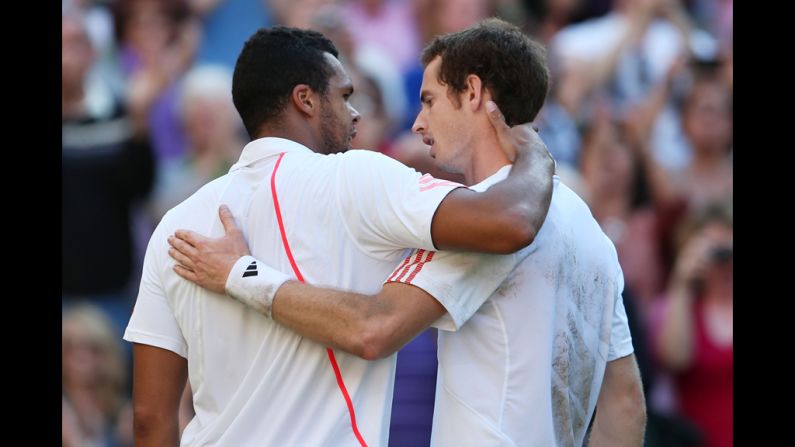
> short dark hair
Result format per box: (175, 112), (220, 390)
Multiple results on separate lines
(421, 18), (550, 125)
(232, 26), (339, 138)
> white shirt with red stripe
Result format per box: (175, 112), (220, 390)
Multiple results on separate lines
(386, 166), (634, 446)
(124, 137), (463, 446)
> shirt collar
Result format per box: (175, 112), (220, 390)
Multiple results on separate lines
(229, 137), (314, 172)
(472, 164), (561, 192)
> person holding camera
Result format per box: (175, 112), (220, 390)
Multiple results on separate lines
(651, 203), (733, 447)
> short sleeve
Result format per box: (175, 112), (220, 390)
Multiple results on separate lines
(123, 225), (188, 358)
(336, 150), (464, 255)
(384, 247), (529, 331)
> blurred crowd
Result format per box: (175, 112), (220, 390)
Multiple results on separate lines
(62, 0), (732, 445)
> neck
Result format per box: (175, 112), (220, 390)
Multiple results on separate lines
(462, 131), (511, 185)
(257, 113), (324, 154)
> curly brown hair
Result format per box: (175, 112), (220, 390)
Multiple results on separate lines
(421, 18), (550, 126)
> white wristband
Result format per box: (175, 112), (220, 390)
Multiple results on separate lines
(224, 255), (292, 318)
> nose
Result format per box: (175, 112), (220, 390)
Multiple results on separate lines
(349, 103), (361, 124)
(412, 111), (426, 134)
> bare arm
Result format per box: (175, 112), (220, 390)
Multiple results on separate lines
(272, 282), (446, 360)
(167, 209), (447, 359)
(430, 102), (554, 254)
(623, 53), (688, 207)
(551, 0), (666, 117)
(178, 382), (195, 435)
(132, 343), (188, 447)
(655, 233), (715, 370)
(655, 283), (695, 370)
(589, 354), (646, 447)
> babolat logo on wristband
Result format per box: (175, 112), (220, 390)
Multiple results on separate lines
(243, 260), (258, 277)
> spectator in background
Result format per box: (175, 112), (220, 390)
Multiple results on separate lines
(62, 10), (155, 334)
(63, 0), (127, 97)
(522, 0), (584, 45)
(268, 0), (329, 28)
(579, 101), (667, 307)
(347, 71), (392, 152)
(148, 65), (244, 223)
(532, 50), (587, 167)
(671, 72), (732, 208)
(63, 397), (84, 447)
(309, 5), (406, 150)
(552, 0), (715, 172)
(63, 304), (132, 447)
(579, 80), (701, 308)
(191, 0), (274, 69)
(342, 0), (423, 73)
(650, 202), (732, 447)
(112, 0), (200, 163)
(687, 0), (731, 46)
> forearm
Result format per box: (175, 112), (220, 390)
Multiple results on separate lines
(433, 145), (554, 253)
(134, 415), (181, 447)
(589, 407), (646, 447)
(583, 17), (646, 94)
(655, 285), (695, 370)
(273, 281), (443, 360)
(132, 344), (187, 447)
(271, 281), (382, 358)
(218, 255), (416, 358)
(485, 143), (555, 239)
(234, 270), (443, 360)
(589, 355), (646, 447)
(178, 382), (195, 435)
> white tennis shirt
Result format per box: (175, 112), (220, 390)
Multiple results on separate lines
(387, 166), (634, 446)
(124, 137), (462, 446)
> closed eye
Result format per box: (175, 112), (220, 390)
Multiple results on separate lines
(343, 86), (354, 101)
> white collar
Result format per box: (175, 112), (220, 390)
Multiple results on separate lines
(229, 137), (314, 172)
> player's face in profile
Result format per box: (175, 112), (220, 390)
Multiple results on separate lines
(318, 53), (360, 154)
(412, 56), (471, 175)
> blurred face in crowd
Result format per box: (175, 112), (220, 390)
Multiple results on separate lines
(62, 16), (94, 92)
(683, 81), (733, 155)
(317, 53), (361, 154)
(581, 116), (635, 198)
(437, 0), (490, 33)
(62, 319), (104, 385)
(124, 0), (174, 62)
(598, 134), (634, 196)
(183, 94), (238, 153)
(348, 72), (389, 150)
(412, 56), (474, 175)
(310, 6), (355, 60)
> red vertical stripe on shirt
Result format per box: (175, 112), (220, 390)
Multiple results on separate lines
(271, 152), (368, 447)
